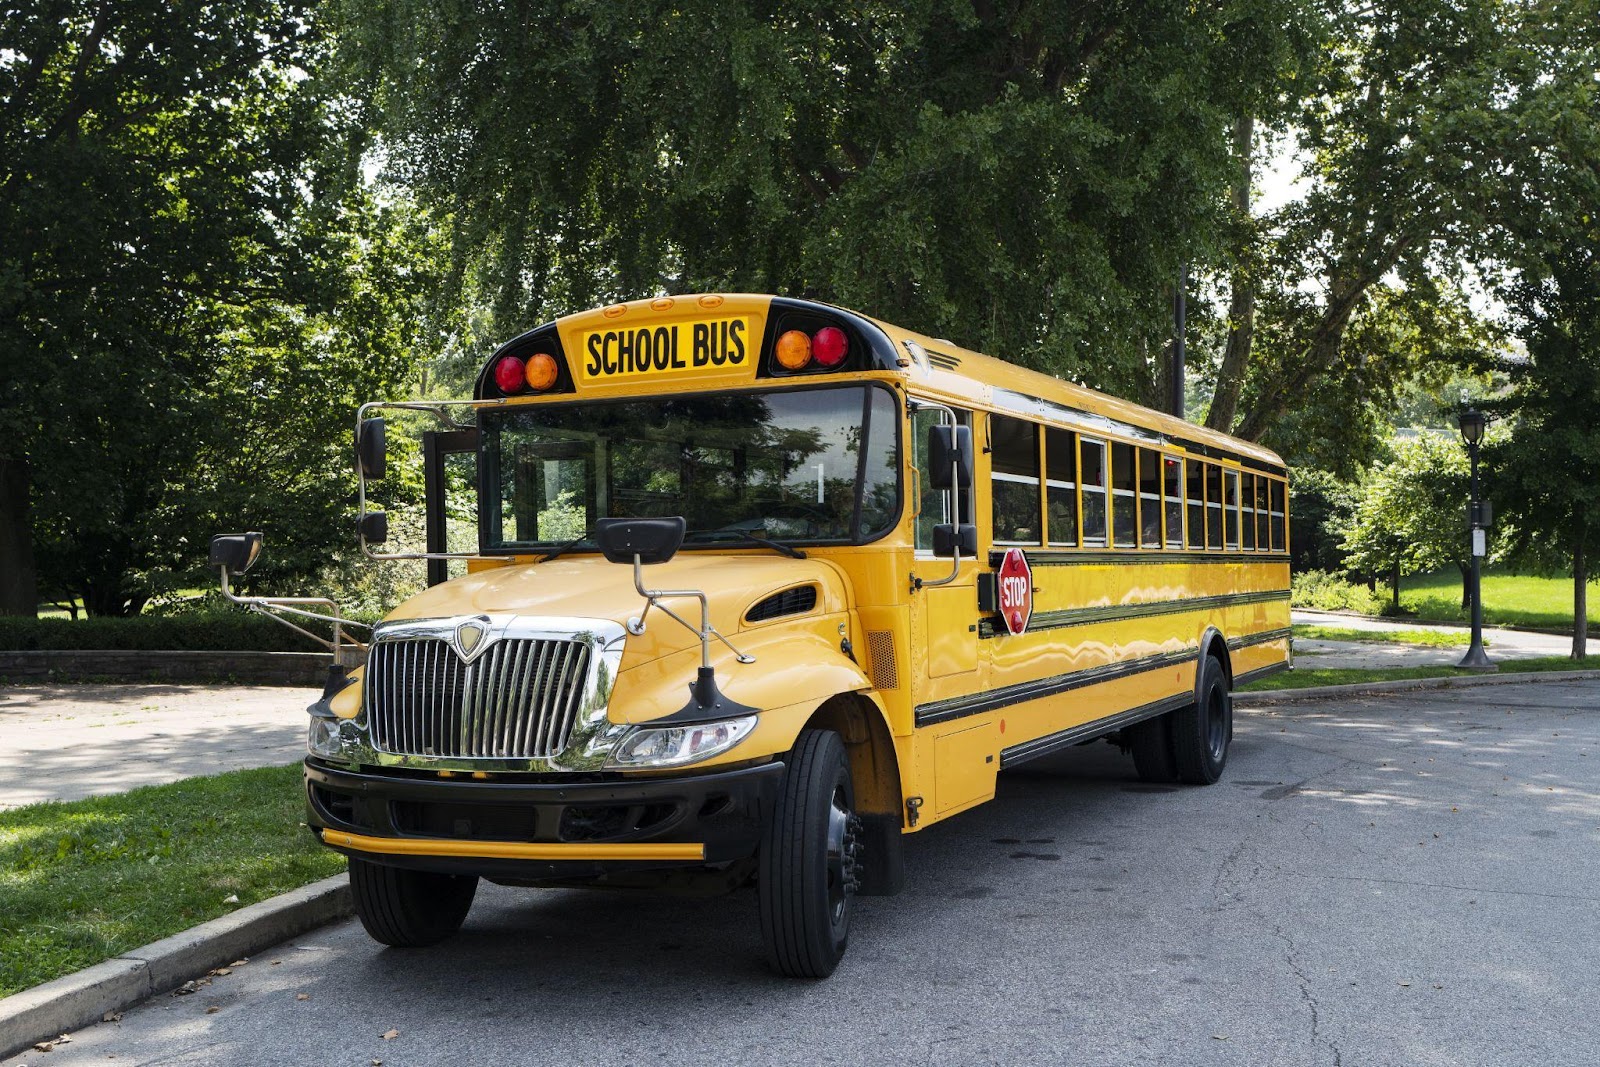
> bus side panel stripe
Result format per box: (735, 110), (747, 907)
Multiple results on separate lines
(998, 693), (1192, 769)
(913, 648), (1197, 727)
(977, 590), (1291, 639)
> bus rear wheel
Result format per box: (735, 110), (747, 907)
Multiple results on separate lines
(759, 729), (860, 979)
(1171, 654), (1232, 785)
(348, 857), (478, 947)
(1126, 716), (1178, 783)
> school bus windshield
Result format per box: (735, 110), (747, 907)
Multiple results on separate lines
(481, 383), (901, 551)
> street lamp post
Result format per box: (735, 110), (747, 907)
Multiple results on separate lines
(1456, 408), (1496, 671)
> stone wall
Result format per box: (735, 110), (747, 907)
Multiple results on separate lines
(0, 650), (337, 687)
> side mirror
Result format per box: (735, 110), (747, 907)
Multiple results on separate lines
(928, 424), (973, 491)
(596, 516), (685, 565)
(932, 523), (978, 559)
(209, 532), (264, 574)
(356, 417), (386, 480)
(359, 512), (389, 544)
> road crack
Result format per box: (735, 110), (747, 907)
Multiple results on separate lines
(1272, 922), (1342, 1067)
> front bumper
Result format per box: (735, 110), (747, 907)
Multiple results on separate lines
(304, 758), (785, 881)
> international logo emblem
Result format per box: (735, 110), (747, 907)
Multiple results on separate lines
(453, 618), (490, 661)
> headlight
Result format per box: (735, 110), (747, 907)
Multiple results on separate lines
(605, 715), (758, 769)
(307, 712), (363, 763)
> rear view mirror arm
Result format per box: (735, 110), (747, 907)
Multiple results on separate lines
(626, 556), (756, 667)
(218, 564), (369, 663)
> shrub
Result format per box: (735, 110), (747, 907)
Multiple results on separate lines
(0, 609), (332, 653)
(1291, 569), (1385, 615)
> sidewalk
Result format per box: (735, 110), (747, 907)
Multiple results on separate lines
(0, 684), (316, 809)
(1291, 608), (1599, 670)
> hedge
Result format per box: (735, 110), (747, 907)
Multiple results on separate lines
(0, 611), (337, 653)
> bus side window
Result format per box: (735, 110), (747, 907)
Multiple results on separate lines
(1164, 455), (1184, 549)
(912, 405), (973, 552)
(1242, 473), (1257, 551)
(1111, 442), (1136, 548)
(1185, 458), (1204, 549)
(1256, 475), (1272, 551)
(1045, 427), (1078, 547)
(1224, 469), (1241, 551)
(1205, 464), (1223, 550)
(1138, 447), (1162, 549)
(1080, 438), (1108, 546)
(1270, 479), (1287, 551)
(990, 414), (1041, 545)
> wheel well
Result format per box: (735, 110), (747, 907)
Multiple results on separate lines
(803, 693), (902, 818)
(1200, 628), (1234, 688)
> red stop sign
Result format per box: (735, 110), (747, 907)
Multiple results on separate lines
(996, 547), (1033, 636)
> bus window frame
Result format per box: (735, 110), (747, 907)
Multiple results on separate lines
(1079, 436), (1109, 548)
(1164, 454), (1185, 550)
(1044, 426), (1078, 548)
(988, 412), (1043, 548)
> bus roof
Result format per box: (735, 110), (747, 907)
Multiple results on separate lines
(476, 293), (1286, 472)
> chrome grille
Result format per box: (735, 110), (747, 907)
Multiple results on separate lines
(366, 637), (592, 759)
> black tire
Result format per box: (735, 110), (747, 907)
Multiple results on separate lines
(759, 729), (859, 978)
(348, 857), (478, 947)
(1171, 654), (1232, 785)
(1126, 715), (1178, 782)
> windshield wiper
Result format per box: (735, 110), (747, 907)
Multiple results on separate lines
(537, 530), (592, 563)
(737, 533), (807, 560)
(685, 529), (808, 560)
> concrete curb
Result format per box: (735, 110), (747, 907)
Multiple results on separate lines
(1236, 668), (1600, 706)
(0, 875), (351, 1059)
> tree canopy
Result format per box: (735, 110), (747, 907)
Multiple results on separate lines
(340, 0), (1321, 405)
(0, 0), (436, 614)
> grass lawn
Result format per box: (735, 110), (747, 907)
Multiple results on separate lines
(0, 764), (343, 997)
(1238, 655), (1595, 692)
(1292, 623), (1472, 647)
(1397, 569), (1596, 630)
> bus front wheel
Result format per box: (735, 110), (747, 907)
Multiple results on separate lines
(348, 856), (478, 947)
(759, 728), (859, 979)
(1171, 654), (1232, 785)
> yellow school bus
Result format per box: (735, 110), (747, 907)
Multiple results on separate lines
(211, 293), (1290, 978)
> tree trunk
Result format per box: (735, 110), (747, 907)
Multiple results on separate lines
(1458, 562), (1471, 613)
(0, 455), (38, 616)
(1206, 114), (1256, 434)
(1391, 559), (1402, 610)
(1575, 542), (1588, 662)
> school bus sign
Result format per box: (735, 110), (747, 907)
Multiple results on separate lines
(996, 547), (1033, 636)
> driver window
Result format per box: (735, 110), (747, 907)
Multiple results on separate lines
(912, 405), (973, 553)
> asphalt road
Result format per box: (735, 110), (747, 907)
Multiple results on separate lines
(10, 679), (1600, 1067)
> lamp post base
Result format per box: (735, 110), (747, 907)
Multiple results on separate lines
(1455, 642), (1497, 672)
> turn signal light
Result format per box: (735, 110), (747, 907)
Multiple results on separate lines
(524, 352), (559, 390)
(494, 356), (526, 393)
(775, 330), (812, 370)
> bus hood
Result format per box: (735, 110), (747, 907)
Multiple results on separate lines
(381, 553), (849, 670)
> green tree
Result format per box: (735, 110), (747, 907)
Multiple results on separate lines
(1488, 242), (1600, 660)
(338, 0), (1321, 407)
(1208, 0), (1599, 457)
(0, 1), (437, 615)
(1341, 432), (1481, 610)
